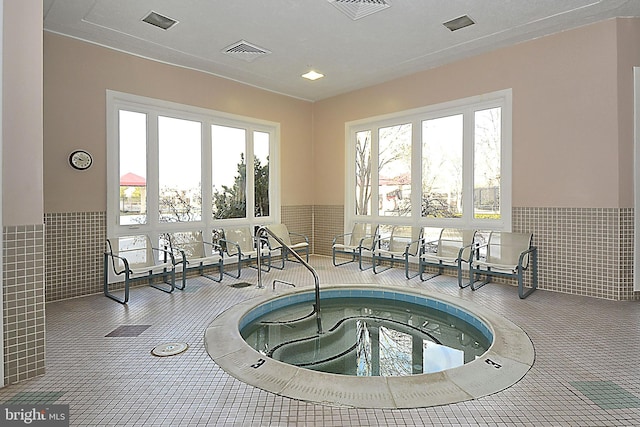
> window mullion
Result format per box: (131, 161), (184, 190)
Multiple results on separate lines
(202, 122), (213, 235)
(371, 127), (380, 224)
(246, 128), (255, 222)
(462, 109), (475, 226)
(147, 112), (160, 232)
(411, 119), (421, 226)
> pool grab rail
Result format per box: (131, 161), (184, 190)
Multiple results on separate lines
(256, 226), (323, 334)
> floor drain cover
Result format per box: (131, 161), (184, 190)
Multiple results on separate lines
(151, 342), (188, 357)
(231, 282), (253, 288)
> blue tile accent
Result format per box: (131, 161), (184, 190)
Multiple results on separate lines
(239, 287), (493, 342)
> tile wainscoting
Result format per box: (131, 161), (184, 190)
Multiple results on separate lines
(3, 207), (635, 385)
(513, 207), (636, 301)
(44, 212), (106, 301)
(39, 207), (638, 304)
(2, 224), (46, 385)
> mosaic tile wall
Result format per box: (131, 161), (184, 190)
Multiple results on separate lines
(513, 207), (637, 301)
(44, 212), (106, 301)
(312, 205), (344, 257)
(281, 205), (314, 253)
(40, 206), (638, 303)
(313, 205), (638, 301)
(2, 224), (46, 385)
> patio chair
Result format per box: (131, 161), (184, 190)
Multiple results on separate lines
(265, 223), (309, 269)
(372, 225), (423, 279)
(166, 231), (223, 289)
(332, 223), (378, 270)
(220, 226), (271, 278)
(103, 234), (175, 304)
(420, 228), (476, 288)
(469, 231), (538, 299)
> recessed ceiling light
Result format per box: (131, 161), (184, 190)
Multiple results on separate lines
(443, 15), (475, 32)
(302, 70), (324, 81)
(142, 11), (178, 30)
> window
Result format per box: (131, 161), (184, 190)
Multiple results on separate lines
(107, 91), (280, 244)
(346, 89), (512, 231)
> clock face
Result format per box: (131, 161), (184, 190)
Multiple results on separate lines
(69, 150), (93, 170)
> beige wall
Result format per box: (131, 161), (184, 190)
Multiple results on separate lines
(615, 18), (640, 207)
(3, 0), (43, 225)
(313, 18), (635, 208)
(43, 32), (314, 213)
(44, 18), (640, 213)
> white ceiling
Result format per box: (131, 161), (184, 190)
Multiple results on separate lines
(43, 0), (640, 102)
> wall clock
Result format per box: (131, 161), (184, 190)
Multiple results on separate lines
(69, 150), (93, 170)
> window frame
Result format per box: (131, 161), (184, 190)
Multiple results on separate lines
(106, 90), (281, 244)
(345, 89), (512, 231)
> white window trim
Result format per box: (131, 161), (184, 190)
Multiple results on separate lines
(106, 90), (281, 243)
(345, 89), (512, 232)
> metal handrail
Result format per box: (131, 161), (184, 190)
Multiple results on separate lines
(256, 226), (322, 334)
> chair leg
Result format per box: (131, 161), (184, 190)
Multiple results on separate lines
(358, 250), (373, 271)
(333, 250), (356, 267)
(203, 261), (224, 283)
(150, 268), (175, 293)
(270, 248), (286, 270)
(103, 253), (129, 304)
(174, 260), (187, 291)
(224, 255), (242, 278)
(419, 263), (441, 282)
(405, 255), (420, 280)
(372, 255), (393, 274)
(457, 260), (472, 288)
(518, 250), (537, 299)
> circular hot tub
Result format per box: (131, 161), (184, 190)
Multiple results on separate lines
(205, 284), (534, 408)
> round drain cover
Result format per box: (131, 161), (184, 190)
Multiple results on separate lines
(151, 342), (188, 357)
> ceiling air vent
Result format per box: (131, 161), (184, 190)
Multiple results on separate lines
(328, 0), (390, 21)
(222, 40), (272, 62)
(142, 11), (178, 30)
(443, 15), (475, 32)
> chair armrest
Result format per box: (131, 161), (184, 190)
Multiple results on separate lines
(420, 238), (439, 255)
(332, 232), (351, 245)
(255, 235), (271, 249)
(203, 240), (224, 257)
(459, 242), (481, 263)
(518, 246), (537, 269)
(152, 246), (176, 265)
(289, 231), (309, 244)
(357, 234), (375, 249)
(405, 238), (422, 256)
(219, 238), (241, 256)
(104, 251), (130, 276)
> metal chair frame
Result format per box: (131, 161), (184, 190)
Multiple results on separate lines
(104, 235), (176, 304)
(332, 223), (378, 270)
(220, 227), (272, 278)
(266, 223), (309, 269)
(419, 228), (477, 288)
(468, 231), (538, 299)
(372, 225), (423, 279)
(166, 231), (223, 289)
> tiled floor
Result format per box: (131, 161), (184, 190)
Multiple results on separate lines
(1, 256), (640, 426)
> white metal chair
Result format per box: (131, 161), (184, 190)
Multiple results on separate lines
(420, 228), (476, 288)
(220, 227), (271, 278)
(469, 231), (538, 299)
(372, 225), (423, 279)
(332, 223), (378, 270)
(103, 234), (175, 304)
(266, 223), (309, 269)
(166, 231), (223, 289)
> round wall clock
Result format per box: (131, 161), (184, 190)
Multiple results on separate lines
(69, 150), (93, 170)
